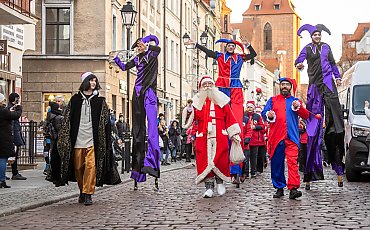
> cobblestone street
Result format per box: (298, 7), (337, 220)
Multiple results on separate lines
(1, 163), (370, 229)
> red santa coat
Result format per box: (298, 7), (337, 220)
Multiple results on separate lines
(189, 92), (241, 184)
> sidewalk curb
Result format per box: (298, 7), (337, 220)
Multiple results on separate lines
(0, 162), (194, 217)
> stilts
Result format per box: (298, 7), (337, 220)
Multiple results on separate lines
(153, 178), (159, 191)
(134, 179), (138, 191)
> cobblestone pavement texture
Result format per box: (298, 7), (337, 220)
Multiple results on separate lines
(1, 162), (370, 229)
(0, 160), (189, 217)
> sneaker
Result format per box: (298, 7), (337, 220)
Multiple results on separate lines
(289, 188), (302, 200)
(273, 188), (284, 198)
(12, 174), (27, 180)
(203, 189), (214, 198)
(216, 183), (226, 196)
(323, 161), (329, 167)
(251, 174), (257, 178)
(5, 176), (10, 180)
(0, 181), (11, 188)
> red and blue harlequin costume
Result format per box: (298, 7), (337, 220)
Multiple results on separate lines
(261, 78), (309, 193)
(195, 39), (256, 130)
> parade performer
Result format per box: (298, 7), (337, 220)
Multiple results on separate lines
(184, 36), (256, 130)
(295, 24), (345, 187)
(114, 35), (161, 190)
(262, 78), (310, 199)
(187, 76), (241, 198)
(58, 72), (121, 205)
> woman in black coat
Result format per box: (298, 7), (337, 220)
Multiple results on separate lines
(169, 120), (181, 162)
(0, 95), (22, 188)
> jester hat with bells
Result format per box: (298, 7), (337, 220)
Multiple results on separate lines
(131, 34), (159, 49)
(297, 24), (331, 38)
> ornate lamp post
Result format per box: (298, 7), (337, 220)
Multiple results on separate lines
(120, 1), (137, 174)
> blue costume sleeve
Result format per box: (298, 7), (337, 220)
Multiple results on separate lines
(262, 98), (273, 121)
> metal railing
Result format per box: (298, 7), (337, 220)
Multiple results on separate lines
(18, 121), (38, 165)
(0, 0), (32, 16)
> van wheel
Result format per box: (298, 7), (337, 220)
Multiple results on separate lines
(345, 152), (361, 182)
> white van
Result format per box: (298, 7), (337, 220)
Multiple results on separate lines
(338, 60), (370, 181)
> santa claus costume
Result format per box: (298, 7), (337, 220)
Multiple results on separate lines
(187, 76), (241, 198)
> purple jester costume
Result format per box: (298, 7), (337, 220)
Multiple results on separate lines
(114, 35), (161, 183)
(295, 24), (345, 182)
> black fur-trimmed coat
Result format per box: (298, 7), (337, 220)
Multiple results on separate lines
(57, 92), (121, 186)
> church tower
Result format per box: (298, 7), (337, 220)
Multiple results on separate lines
(232, 0), (301, 83)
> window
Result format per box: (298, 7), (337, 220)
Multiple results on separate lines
(223, 15), (228, 32)
(352, 85), (370, 115)
(112, 15), (117, 51)
(255, 5), (260, 11)
(112, 95), (117, 111)
(45, 8), (71, 54)
(0, 53), (10, 71)
(274, 4), (280, 10)
(165, 37), (169, 69)
(171, 41), (174, 71)
(176, 43), (179, 72)
(264, 23), (272, 51)
(141, 28), (146, 38)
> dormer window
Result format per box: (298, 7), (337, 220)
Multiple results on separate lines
(255, 4), (261, 11)
(274, 4), (280, 10)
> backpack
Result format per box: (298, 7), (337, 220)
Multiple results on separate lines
(46, 114), (63, 140)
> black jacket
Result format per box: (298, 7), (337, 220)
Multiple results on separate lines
(0, 104), (22, 157)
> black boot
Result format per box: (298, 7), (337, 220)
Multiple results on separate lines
(0, 181), (11, 188)
(273, 188), (284, 198)
(289, 188), (302, 200)
(84, 194), (93, 205)
(78, 191), (85, 203)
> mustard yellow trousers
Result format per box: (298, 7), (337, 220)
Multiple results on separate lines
(73, 146), (96, 194)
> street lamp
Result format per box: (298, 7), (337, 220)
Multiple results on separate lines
(200, 31), (208, 46)
(120, 1), (137, 174)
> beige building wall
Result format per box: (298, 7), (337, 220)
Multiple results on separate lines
(23, 0), (140, 121)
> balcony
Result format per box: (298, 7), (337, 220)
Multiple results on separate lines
(0, 0), (36, 25)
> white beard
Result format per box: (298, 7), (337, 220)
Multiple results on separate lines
(193, 87), (230, 110)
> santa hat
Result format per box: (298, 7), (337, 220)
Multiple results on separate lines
(255, 106), (262, 113)
(198, 75), (214, 89)
(81, 72), (95, 82)
(245, 100), (255, 108)
(279, 77), (297, 96)
(297, 24), (331, 37)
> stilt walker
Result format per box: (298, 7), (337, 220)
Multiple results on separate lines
(295, 24), (345, 187)
(184, 36), (257, 184)
(113, 35), (161, 190)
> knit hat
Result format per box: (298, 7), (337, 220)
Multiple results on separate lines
(198, 76), (214, 89)
(9, 92), (20, 103)
(0, 93), (4, 102)
(81, 72), (94, 82)
(246, 100), (255, 108)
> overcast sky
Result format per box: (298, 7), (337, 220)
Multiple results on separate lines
(226, 0), (370, 83)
